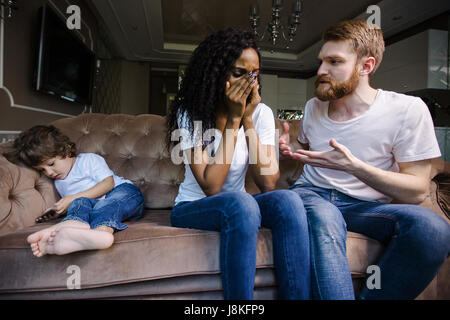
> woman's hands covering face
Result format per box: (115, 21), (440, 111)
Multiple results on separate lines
(225, 72), (258, 120)
(242, 81), (261, 123)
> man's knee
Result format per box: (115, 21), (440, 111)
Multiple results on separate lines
(307, 202), (347, 242)
(400, 206), (450, 260)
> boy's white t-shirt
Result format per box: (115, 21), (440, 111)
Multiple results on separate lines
(296, 89), (441, 203)
(55, 153), (131, 199)
(174, 103), (276, 205)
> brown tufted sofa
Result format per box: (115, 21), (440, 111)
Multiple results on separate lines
(0, 113), (449, 300)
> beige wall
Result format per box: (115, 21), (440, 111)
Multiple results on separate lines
(306, 76), (316, 102)
(120, 61), (149, 115)
(93, 60), (150, 115)
(260, 74), (311, 116)
(260, 74), (278, 114)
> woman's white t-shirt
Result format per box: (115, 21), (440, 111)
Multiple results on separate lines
(174, 103), (276, 205)
(55, 153), (131, 199)
(296, 89), (441, 203)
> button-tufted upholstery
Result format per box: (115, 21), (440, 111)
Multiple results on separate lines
(50, 114), (185, 209)
(0, 147), (59, 235)
(0, 113), (448, 300)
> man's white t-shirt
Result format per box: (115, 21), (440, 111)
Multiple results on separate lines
(174, 103), (276, 205)
(55, 153), (132, 199)
(295, 89), (441, 203)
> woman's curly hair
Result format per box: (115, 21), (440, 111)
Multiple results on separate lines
(166, 28), (262, 150)
(12, 125), (77, 168)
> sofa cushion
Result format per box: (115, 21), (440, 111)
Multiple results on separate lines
(0, 155), (59, 235)
(49, 115), (304, 209)
(0, 209), (383, 294)
(51, 114), (185, 209)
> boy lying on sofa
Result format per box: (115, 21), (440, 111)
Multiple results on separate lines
(11, 125), (144, 256)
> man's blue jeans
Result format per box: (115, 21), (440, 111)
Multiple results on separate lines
(171, 190), (311, 300)
(290, 184), (450, 300)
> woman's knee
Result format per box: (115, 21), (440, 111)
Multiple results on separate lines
(222, 192), (261, 232)
(272, 189), (304, 207)
(260, 189), (307, 224)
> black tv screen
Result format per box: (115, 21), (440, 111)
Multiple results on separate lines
(34, 5), (95, 105)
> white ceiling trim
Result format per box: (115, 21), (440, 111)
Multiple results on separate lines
(163, 42), (299, 61)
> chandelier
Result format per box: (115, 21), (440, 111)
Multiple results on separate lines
(249, 0), (302, 50)
(0, 0), (18, 18)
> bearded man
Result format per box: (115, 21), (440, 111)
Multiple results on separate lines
(279, 19), (450, 300)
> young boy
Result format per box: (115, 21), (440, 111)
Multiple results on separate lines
(13, 125), (144, 257)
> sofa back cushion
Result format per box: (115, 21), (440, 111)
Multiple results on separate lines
(50, 114), (303, 209)
(0, 113), (304, 235)
(51, 114), (184, 209)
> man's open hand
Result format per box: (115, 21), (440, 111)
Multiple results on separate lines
(291, 138), (358, 172)
(279, 122), (293, 158)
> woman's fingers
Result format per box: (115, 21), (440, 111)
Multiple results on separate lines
(243, 77), (257, 99)
(226, 74), (248, 95)
(227, 73), (255, 101)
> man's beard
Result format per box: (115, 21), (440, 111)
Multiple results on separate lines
(314, 67), (360, 101)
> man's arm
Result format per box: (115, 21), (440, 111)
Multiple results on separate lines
(292, 138), (431, 204)
(430, 158), (449, 179)
(349, 159), (431, 204)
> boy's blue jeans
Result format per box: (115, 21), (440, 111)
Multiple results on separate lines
(171, 190), (311, 300)
(290, 184), (450, 300)
(62, 183), (144, 231)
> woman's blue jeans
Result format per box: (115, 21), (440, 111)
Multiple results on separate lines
(290, 184), (450, 300)
(171, 190), (311, 300)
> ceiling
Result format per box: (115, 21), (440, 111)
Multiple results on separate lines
(161, 0), (380, 53)
(90, 0), (450, 75)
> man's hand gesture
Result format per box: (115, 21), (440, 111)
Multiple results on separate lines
(279, 122), (293, 158)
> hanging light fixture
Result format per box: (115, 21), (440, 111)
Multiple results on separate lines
(0, 0), (18, 18)
(249, 0), (302, 51)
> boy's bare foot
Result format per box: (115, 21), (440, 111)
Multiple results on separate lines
(29, 229), (52, 257)
(27, 220), (90, 257)
(45, 227), (114, 255)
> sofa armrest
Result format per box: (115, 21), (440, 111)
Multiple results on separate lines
(0, 154), (59, 235)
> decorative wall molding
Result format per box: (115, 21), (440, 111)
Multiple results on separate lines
(0, 1), (95, 119)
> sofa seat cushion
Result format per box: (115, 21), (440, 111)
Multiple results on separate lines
(0, 209), (384, 293)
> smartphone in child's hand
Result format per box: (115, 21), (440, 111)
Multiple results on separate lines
(35, 209), (58, 223)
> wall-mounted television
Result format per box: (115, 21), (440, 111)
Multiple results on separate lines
(34, 5), (96, 105)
